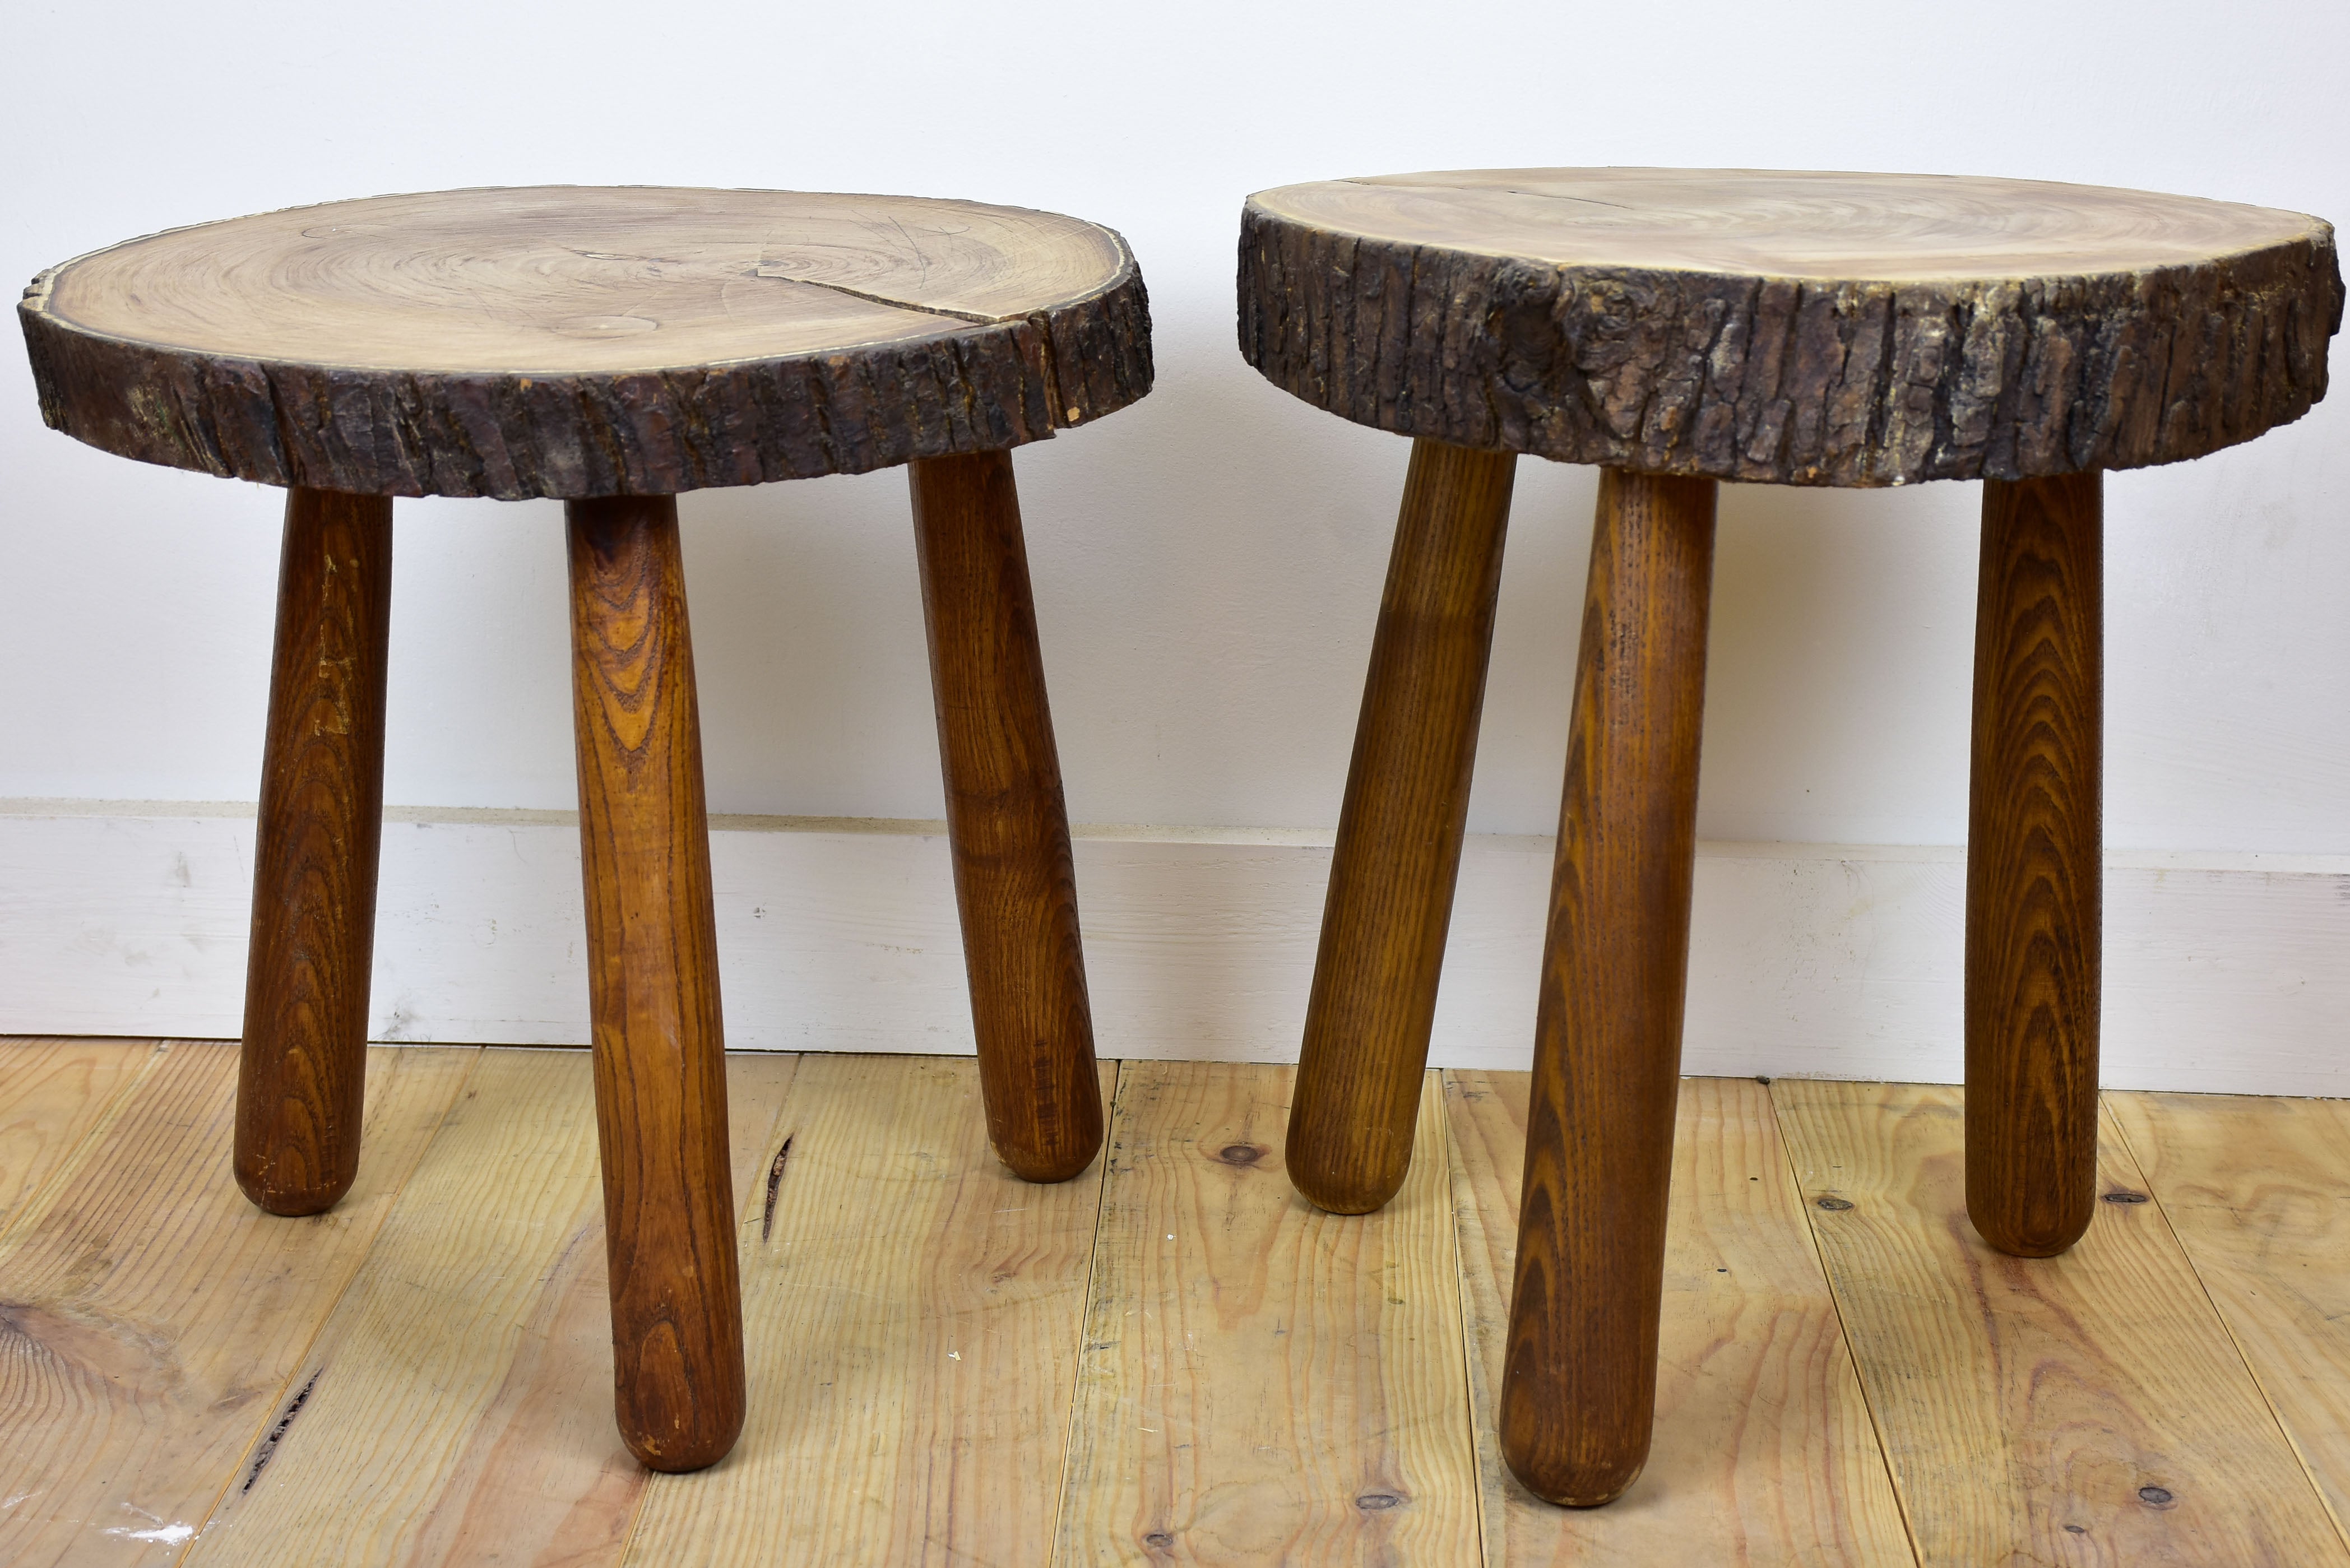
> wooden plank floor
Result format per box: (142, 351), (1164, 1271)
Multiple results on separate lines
(2, 1044), (2346, 1566)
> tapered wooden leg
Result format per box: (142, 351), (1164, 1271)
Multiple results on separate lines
(235, 486), (392, 1217)
(1287, 438), (1516, 1214)
(1967, 472), (2102, 1258)
(1502, 468), (1716, 1507)
(567, 495), (744, 1472)
(910, 449), (1103, 1183)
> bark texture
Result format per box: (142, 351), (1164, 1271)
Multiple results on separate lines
(1239, 175), (2340, 485)
(19, 191), (1151, 500)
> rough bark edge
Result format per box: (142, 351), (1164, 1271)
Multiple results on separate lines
(17, 248), (1149, 500)
(1036, 233), (1154, 434)
(1236, 200), (2342, 485)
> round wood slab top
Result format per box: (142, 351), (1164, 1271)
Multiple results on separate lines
(21, 187), (1152, 499)
(1239, 169), (2340, 485)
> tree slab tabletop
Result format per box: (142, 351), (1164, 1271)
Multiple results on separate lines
(1239, 169), (2340, 486)
(21, 187), (1151, 499)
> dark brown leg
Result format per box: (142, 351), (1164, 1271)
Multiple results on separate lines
(1967, 472), (2102, 1258)
(235, 486), (392, 1216)
(567, 495), (743, 1472)
(909, 450), (1102, 1183)
(1502, 468), (1716, 1507)
(1287, 439), (1515, 1214)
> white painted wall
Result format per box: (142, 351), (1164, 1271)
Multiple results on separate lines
(4, 0), (2346, 850)
(3, 3), (2348, 1080)
(7, 806), (2345, 1096)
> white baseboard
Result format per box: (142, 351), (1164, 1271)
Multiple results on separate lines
(1, 801), (2344, 1097)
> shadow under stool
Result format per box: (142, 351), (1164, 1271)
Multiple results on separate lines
(1236, 167), (2341, 1506)
(20, 184), (1152, 1470)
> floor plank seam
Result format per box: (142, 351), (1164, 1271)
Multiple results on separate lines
(170, 1045), (489, 1568)
(1765, 1078), (1927, 1568)
(2103, 1093), (2350, 1561)
(15, 1049), (2349, 1566)
(0, 1037), (172, 1251)
(1047, 1057), (1123, 1568)
(1436, 1071), (1496, 1568)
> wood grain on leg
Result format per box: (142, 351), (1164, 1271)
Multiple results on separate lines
(568, 495), (743, 1472)
(237, 486), (392, 1217)
(1502, 468), (1717, 1507)
(910, 449), (1103, 1184)
(1288, 438), (1515, 1215)
(1968, 472), (2102, 1258)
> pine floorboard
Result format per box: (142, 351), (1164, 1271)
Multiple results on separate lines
(1771, 1079), (2350, 1568)
(3, 1043), (2348, 1567)
(622, 1053), (1114, 1568)
(0, 1039), (167, 1242)
(1444, 1071), (1913, 1567)
(2110, 1091), (2350, 1553)
(0, 1040), (475, 1568)
(178, 1049), (721, 1568)
(1053, 1062), (1479, 1566)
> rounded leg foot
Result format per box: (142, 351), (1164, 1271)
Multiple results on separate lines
(1287, 439), (1516, 1216)
(236, 486), (393, 1217)
(567, 495), (744, 1471)
(910, 450), (1103, 1185)
(1500, 469), (1716, 1509)
(1966, 472), (2102, 1259)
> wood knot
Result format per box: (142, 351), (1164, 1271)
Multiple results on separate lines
(1355, 1492), (1405, 1510)
(1814, 1195), (1855, 1212)
(1217, 1143), (1267, 1167)
(1143, 1530), (1175, 1548)
(2138, 1485), (2176, 1508)
(2102, 1190), (2150, 1204)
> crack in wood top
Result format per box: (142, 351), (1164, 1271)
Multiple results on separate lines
(19, 185), (1153, 497)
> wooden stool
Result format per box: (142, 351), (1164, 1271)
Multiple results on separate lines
(21, 185), (1151, 1471)
(1239, 168), (2339, 1505)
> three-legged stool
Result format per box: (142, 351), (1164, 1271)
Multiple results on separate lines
(1238, 168), (2339, 1505)
(21, 185), (1152, 1469)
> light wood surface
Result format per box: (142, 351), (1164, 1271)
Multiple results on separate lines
(1260, 170), (2333, 281)
(1055, 1060), (1479, 1565)
(1288, 439), (1515, 1216)
(1446, 1070), (1913, 1566)
(1502, 469), (1717, 1506)
(24, 187), (1152, 497)
(237, 487), (393, 1217)
(1240, 168), (2340, 484)
(14, 1046), (2350, 1566)
(622, 1053), (1113, 1567)
(2112, 1091), (2350, 1547)
(0, 1038), (163, 1240)
(1773, 1079), (2350, 1567)
(566, 495), (742, 1472)
(0, 1040), (473, 1568)
(1967, 472), (2102, 1257)
(181, 1050), (795, 1568)
(910, 450), (1104, 1183)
